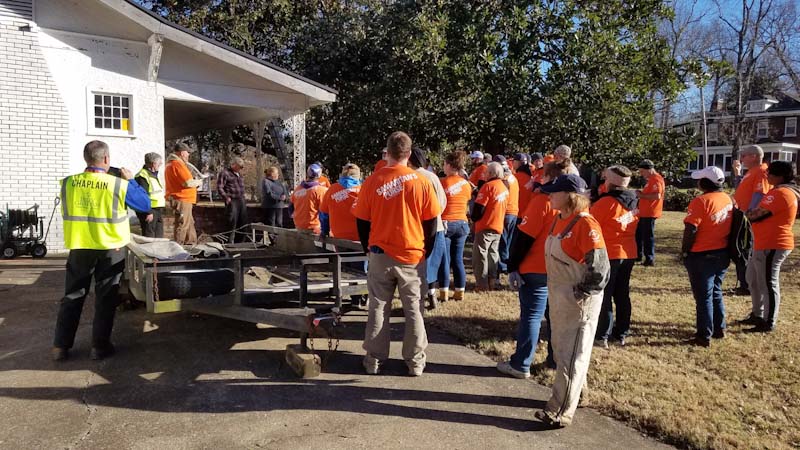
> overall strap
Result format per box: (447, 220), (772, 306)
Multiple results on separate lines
(552, 212), (588, 239)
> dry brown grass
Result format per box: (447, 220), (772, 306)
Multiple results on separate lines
(427, 211), (800, 449)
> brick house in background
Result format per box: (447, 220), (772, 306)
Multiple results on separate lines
(672, 92), (800, 175)
(0, 0), (336, 253)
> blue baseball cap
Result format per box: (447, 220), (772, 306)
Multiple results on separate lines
(307, 163), (322, 178)
(539, 174), (588, 194)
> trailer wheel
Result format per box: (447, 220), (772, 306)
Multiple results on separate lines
(2, 245), (16, 259)
(31, 244), (47, 258)
(156, 269), (235, 299)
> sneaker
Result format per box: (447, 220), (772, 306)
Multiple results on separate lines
(594, 338), (609, 349)
(51, 347), (69, 362)
(496, 361), (530, 379)
(363, 357), (381, 375)
(90, 343), (115, 360)
(534, 410), (565, 428)
(616, 336), (626, 347)
(408, 362), (425, 377)
(737, 314), (763, 326)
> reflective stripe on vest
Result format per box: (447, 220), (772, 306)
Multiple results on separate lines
(60, 172), (130, 250)
(136, 168), (166, 208)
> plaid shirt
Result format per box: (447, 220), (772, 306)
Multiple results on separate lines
(217, 167), (245, 201)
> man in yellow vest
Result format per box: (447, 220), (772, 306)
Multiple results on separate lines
(52, 140), (151, 361)
(134, 152), (166, 238)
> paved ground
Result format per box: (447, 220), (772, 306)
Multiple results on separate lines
(0, 258), (671, 449)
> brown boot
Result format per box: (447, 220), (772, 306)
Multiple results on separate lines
(437, 289), (449, 303)
(488, 278), (496, 291)
(452, 290), (464, 301)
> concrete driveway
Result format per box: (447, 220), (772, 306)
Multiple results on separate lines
(0, 258), (671, 449)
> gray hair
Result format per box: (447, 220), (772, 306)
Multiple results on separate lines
(486, 161), (504, 179)
(554, 144), (572, 158)
(83, 140), (109, 164)
(144, 152), (162, 167)
(232, 156), (245, 167)
(740, 145), (764, 158)
(173, 142), (191, 153)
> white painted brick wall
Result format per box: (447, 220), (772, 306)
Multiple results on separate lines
(0, 19), (69, 254)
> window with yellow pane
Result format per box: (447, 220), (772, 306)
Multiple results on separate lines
(93, 94), (131, 132)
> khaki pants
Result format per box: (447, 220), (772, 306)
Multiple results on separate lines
(545, 283), (603, 426)
(170, 198), (197, 245)
(363, 252), (428, 370)
(472, 230), (501, 289)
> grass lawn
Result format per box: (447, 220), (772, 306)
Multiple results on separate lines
(426, 211), (800, 449)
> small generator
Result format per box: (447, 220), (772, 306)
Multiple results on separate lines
(0, 204), (48, 259)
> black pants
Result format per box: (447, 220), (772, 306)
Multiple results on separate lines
(263, 207), (284, 228)
(136, 208), (164, 238)
(596, 258), (636, 340)
(226, 198), (249, 243)
(54, 248), (126, 349)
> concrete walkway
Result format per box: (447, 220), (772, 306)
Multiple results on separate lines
(0, 258), (671, 449)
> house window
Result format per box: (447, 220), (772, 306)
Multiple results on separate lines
(785, 117), (797, 137)
(707, 123), (718, 142)
(92, 93), (131, 132)
(756, 120), (769, 139)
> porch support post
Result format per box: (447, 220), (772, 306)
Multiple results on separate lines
(284, 112), (306, 188)
(253, 120), (266, 202)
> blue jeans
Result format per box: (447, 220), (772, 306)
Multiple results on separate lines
(510, 273), (548, 372)
(439, 220), (469, 289)
(684, 249), (729, 340)
(596, 259), (635, 340)
(636, 217), (656, 262)
(426, 230), (446, 284)
(498, 214), (518, 272)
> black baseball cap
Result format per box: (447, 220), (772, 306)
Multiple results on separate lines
(638, 159), (654, 169)
(539, 174), (588, 194)
(513, 153), (529, 163)
(530, 152), (543, 162)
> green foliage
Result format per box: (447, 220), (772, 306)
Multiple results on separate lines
(140, 0), (691, 173)
(663, 185), (699, 212)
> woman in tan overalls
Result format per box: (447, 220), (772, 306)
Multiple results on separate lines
(535, 174), (610, 428)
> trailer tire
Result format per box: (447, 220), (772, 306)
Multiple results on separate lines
(156, 269), (235, 299)
(2, 244), (17, 259)
(31, 244), (47, 258)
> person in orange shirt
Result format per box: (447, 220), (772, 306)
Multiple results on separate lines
(353, 131), (441, 376)
(468, 151), (488, 187)
(471, 162), (509, 291)
(314, 162), (332, 189)
(590, 166), (639, 348)
(512, 153), (533, 213)
(319, 163), (361, 241)
(495, 162), (565, 379)
(743, 161), (799, 332)
(553, 145), (579, 175)
(494, 155), (519, 275)
(164, 142), (202, 244)
(535, 174), (609, 428)
(438, 150), (472, 302)
(681, 166), (733, 347)
(374, 148), (388, 172)
(526, 152), (545, 189)
(635, 159), (665, 266)
(732, 144), (771, 295)
(290, 164), (328, 234)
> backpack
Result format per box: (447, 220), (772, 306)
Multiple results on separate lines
(727, 199), (751, 264)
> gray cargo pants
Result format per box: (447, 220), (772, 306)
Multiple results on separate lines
(746, 249), (791, 328)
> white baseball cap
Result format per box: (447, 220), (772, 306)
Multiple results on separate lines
(691, 166), (725, 183)
(469, 151), (483, 160)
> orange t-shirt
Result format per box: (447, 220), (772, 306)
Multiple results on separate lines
(549, 212), (606, 264)
(684, 192), (733, 252)
(318, 176), (331, 189)
(319, 183), (360, 241)
(474, 178), (509, 233)
(590, 196), (639, 260)
(543, 155), (556, 165)
(597, 183), (608, 196)
(164, 159), (197, 203)
(639, 172), (665, 218)
(374, 160), (388, 172)
(734, 163), (770, 211)
(469, 164), (488, 186)
(517, 193), (558, 274)
(291, 183), (328, 232)
(440, 175), (471, 222)
(751, 186), (798, 250)
(353, 165), (441, 264)
(505, 174), (520, 216)
(514, 171), (532, 213)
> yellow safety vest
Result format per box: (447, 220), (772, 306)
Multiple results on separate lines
(136, 167), (166, 208)
(60, 172), (130, 250)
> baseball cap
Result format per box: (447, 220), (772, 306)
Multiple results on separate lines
(307, 163), (322, 178)
(691, 166), (725, 183)
(513, 153), (529, 163)
(492, 154), (507, 164)
(638, 159), (655, 169)
(469, 151), (483, 160)
(173, 142), (193, 153)
(539, 174), (588, 194)
(530, 152), (543, 162)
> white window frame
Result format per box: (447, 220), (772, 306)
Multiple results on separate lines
(85, 88), (135, 138)
(707, 123), (718, 142)
(756, 120), (769, 139)
(785, 117), (797, 137)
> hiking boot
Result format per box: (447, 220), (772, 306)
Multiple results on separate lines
(452, 290), (464, 301)
(737, 314), (763, 326)
(712, 329), (726, 339)
(51, 347), (69, 362)
(488, 278), (497, 291)
(686, 337), (710, 348)
(642, 259), (655, 267)
(734, 286), (751, 296)
(534, 410), (565, 429)
(594, 338), (609, 349)
(427, 293), (438, 310)
(745, 323), (774, 333)
(90, 343), (115, 361)
(437, 289), (449, 303)
(496, 361), (530, 379)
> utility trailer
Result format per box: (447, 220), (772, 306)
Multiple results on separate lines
(124, 224), (368, 377)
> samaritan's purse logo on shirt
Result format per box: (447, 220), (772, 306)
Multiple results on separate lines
(445, 179), (469, 196)
(294, 188), (308, 198)
(495, 191), (509, 202)
(376, 173), (418, 200)
(710, 203), (733, 224)
(332, 187), (357, 203)
(588, 229), (601, 243)
(615, 209), (638, 229)
(763, 194), (774, 205)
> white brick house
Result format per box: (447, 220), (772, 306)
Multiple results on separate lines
(0, 0), (336, 253)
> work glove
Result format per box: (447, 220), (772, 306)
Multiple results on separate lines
(186, 179), (203, 188)
(508, 271), (523, 290)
